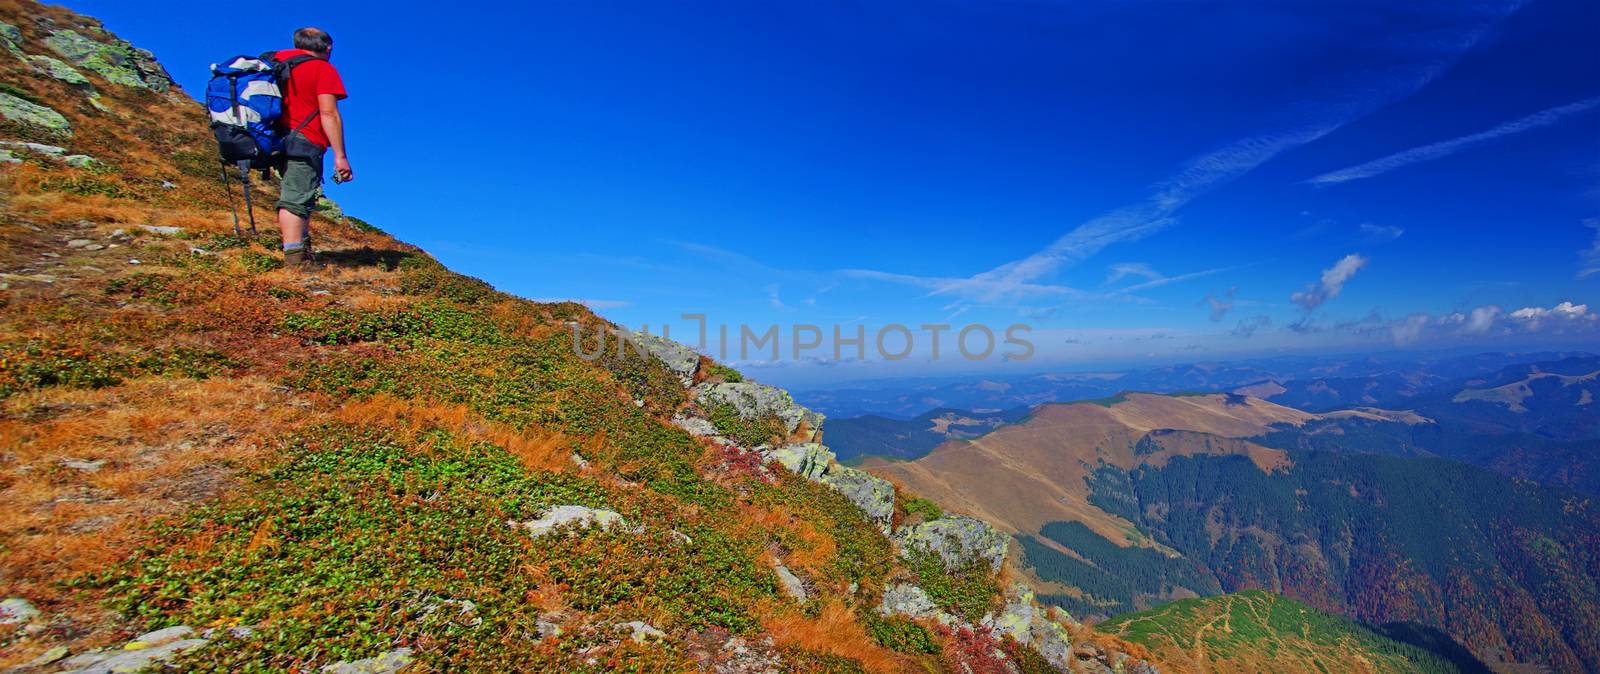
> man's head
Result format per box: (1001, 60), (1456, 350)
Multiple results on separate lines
(293, 27), (333, 58)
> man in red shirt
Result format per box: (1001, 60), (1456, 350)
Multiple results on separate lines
(273, 26), (352, 268)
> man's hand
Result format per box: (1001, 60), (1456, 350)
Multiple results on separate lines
(333, 155), (354, 183)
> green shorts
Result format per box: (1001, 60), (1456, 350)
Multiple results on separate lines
(275, 137), (325, 218)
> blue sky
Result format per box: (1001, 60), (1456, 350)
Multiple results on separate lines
(73, 0), (1600, 386)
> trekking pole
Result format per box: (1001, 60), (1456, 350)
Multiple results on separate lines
(237, 160), (258, 236)
(221, 162), (242, 236)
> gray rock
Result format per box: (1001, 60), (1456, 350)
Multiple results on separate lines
(67, 239), (92, 248)
(0, 140), (66, 155)
(772, 560), (807, 604)
(43, 30), (172, 91)
(696, 381), (823, 440)
(137, 224), (183, 235)
(0, 92), (70, 134)
(625, 330), (702, 386)
(58, 637), (209, 674)
(762, 442), (833, 480)
(63, 154), (97, 167)
(510, 505), (629, 537)
(25, 645), (70, 666)
(876, 583), (956, 625)
(0, 597), (40, 625)
(321, 647), (413, 674)
(0, 21), (20, 44)
(671, 412), (719, 438)
(817, 465), (895, 535)
(894, 514), (1009, 573)
(0, 149), (18, 164)
(614, 621), (665, 644)
(125, 625), (194, 648)
(982, 584), (1076, 671)
(27, 53), (93, 90)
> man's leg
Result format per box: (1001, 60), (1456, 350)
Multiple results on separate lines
(274, 158), (319, 268)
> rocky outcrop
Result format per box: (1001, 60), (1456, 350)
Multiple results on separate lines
(983, 584), (1077, 671)
(772, 559), (807, 604)
(877, 582), (957, 625)
(0, 92), (70, 134)
(763, 442), (832, 480)
(894, 514), (1009, 573)
(43, 29), (173, 91)
(627, 331), (702, 386)
(55, 625), (214, 674)
(697, 381), (823, 441)
(0, 596), (39, 625)
(762, 442), (894, 534)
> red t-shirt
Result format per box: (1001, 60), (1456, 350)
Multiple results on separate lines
(273, 49), (346, 149)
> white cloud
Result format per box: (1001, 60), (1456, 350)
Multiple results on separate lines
(1580, 218), (1600, 280)
(1359, 223), (1405, 242)
(1509, 301), (1592, 324)
(1465, 305), (1501, 334)
(1389, 313), (1431, 345)
(1106, 262), (1163, 285)
(1291, 253), (1369, 310)
(1307, 95), (1600, 185)
(1204, 287), (1238, 322)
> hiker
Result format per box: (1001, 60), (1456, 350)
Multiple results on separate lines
(273, 27), (351, 268)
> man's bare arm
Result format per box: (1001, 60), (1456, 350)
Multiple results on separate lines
(317, 93), (352, 182)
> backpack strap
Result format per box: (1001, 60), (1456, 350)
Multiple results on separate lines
(261, 51), (327, 138)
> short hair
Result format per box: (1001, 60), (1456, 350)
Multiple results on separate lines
(293, 27), (332, 53)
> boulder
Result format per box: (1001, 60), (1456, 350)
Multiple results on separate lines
(876, 583), (956, 625)
(63, 153), (97, 167)
(763, 442), (833, 480)
(27, 53), (93, 90)
(43, 29), (173, 91)
(0, 92), (70, 134)
(0, 149), (17, 164)
(0, 139), (66, 155)
(510, 505), (629, 537)
(0, 21), (20, 44)
(626, 330), (702, 386)
(817, 465), (894, 535)
(696, 381), (823, 439)
(894, 514), (1009, 573)
(982, 584), (1076, 671)
(321, 647), (414, 674)
(670, 412), (719, 437)
(57, 632), (209, 674)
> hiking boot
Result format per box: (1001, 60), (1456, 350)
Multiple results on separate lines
(283, 246), (311, 270)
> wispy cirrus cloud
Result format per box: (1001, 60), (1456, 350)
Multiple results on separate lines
(849, 2), (1524, 307)
(1306, 95), (1600, 186)
(1580, 218), (1600, 279)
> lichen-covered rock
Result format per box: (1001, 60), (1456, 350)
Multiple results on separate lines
(982, 584), (1076, 670)
(696, 381), (823, 440)
(43, 29), (173, 91)
(509, 505), (629, 537)
(0, 21), (21, 44)
(817, 464), (894, 535)
(27, 53), (93, 90)
(0, 92), (70, 134)
(0, 149), (18, 164)
(876, 583), (956, 624)
(0, 596), (39, 624)
(321, 647), (414, 674)
(316, 194), (345, 220)
(894, 514), (1009, 573)
(56, 625), (210, 674)
(763, 442), (833, 480)
(63, 153), (97, 167)
(671, 412), (719, 437)
(626, 330), (702, 386)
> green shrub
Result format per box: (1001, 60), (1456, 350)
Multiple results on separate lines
(862, 611), (937, 654)
(908, 551), (1001, 624)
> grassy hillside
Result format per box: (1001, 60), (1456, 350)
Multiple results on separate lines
(0, 2), (1153, 672)
(1097, 590), (1480, 674)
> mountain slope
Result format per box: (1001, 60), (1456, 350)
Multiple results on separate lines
(1096, 590), (1484, 674)
(0, 3), (1158, 672)
(827, 407), (1030, 463)
(867, 392), (1600, 672)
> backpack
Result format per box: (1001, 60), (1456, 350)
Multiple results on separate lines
(205, 51), (320, 235)
(205, 51), (320, 167)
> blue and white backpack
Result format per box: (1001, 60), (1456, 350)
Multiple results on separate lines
(205, 52), (320, 234)
(206, 52), (319, 167)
